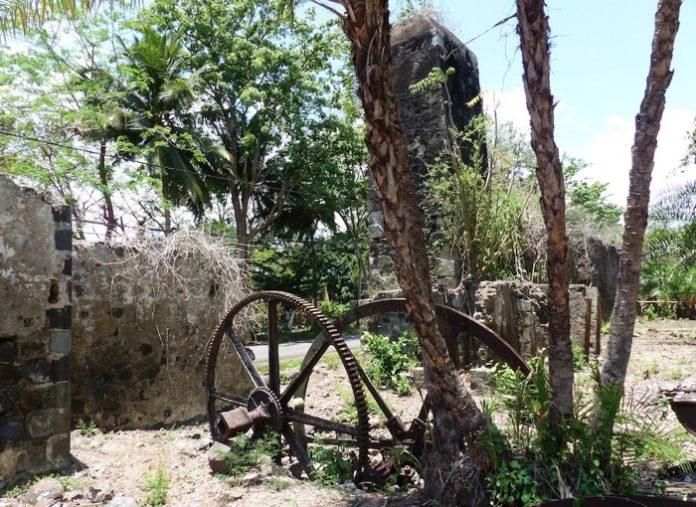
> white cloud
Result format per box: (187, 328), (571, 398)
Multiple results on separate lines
(483, 89), (530, 134)
(482, 88), (695, 206)
(577, 108), (695, 205)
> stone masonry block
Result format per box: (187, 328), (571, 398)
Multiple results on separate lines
(46, 307), (71, 329)
(49, 330), (71, 355)
(26, 408), (70, 438)
(45, 432), (70, 463)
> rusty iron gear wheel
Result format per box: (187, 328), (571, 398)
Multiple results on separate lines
(247, 386), (283, 432)
(205, 290), (371, 478)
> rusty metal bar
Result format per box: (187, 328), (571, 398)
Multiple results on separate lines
(595, 297), (602, 357)
(584, 297), (592, 361)
(281, 339), (330, 404)
(285, 408), (358, 436)
(227, 329), (265, 387)
(268, 300), (280, 395)
(209, 389), (246, 407)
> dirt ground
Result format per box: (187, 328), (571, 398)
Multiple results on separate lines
(3, 317), (696, 507)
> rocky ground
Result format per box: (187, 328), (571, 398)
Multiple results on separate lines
(2, 317), (696, 507)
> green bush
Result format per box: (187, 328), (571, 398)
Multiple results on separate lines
(317, 300), (350, 321)
(360, 330), (419, 394)
(216, 433), (280, 476)
(310, 440), (357, 485)
(484, 354), (691, 506)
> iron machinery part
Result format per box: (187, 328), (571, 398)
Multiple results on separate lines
(205, 291), (371, 479)
(294, 298), (530, 460)
(670, 398), (696, 437)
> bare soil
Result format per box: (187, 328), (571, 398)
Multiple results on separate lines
(3, 318), (696, 507)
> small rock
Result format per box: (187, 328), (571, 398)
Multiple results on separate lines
(685, 475), (694, 484)
(65, 490), (85, 501)
(105, 496), (138, 507)
(87, 486), (114, 503)
(241, 472), (262, 486)
(208, 441), (232, 474)
(469, 366), (494, 391)
(227, 487), (245, 500)
(25, 478), (64, 504)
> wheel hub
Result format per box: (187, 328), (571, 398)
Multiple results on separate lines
(247, 386), (283, 432)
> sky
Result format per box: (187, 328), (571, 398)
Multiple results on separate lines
(417, 0), (696, 205)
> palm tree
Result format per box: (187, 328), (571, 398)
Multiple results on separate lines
(0, 1), (130, 33)
(302, 1), (487, 502)
(115, 27), (218, 233)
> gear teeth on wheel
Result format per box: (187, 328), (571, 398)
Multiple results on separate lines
(205, 291), (371, 477)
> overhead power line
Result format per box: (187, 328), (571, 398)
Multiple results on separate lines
(0, 129), (350, 202)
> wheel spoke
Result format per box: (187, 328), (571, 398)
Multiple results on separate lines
(306, 436), (395, 449)
(280, 338), (329, 404)
(285, 409), (359, 437)
(267, 300), (281, 395)
(282, 423), (313, 478)
(226, 329), (265, 387)
(209, 389), (246, 407)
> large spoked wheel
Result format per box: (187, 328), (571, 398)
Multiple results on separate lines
(297, 298), (531, 462)
(205, 291), (370, 478)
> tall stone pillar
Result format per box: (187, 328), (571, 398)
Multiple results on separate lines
(0, 176), (72, 487)
(368, 13), (485, 292)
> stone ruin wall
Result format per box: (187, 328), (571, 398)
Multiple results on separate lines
(70, 243), (253, 430)
(0, 176), (253, 485)
(366, 282), (600, 364)
(365, 14), (618, 359)
(368, 13), (485, 291)
(473, 282), (600, 360)
(0, 176), (72, 487)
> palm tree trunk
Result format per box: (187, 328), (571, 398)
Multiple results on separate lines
(515, 0), (574, 426)
(599, 0), (682, 437)
(340, 1), (488, 499)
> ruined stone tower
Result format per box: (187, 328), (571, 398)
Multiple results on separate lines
(367, 13), (485, 292)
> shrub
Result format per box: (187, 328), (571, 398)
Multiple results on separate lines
(360, 330), (419, 394)
(484, 354), (691, 505)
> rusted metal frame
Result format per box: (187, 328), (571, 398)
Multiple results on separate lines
(584, 297), (592, 360)
(280, 338), (330, 405)
(305, 436), (398, 449)
(285, 408), (359, 437)
(433, 304), (529, 374)
(267, 300), (281, 395)
(336, 298), (529, 374)
(282, 422), (313, 477)
(670, 399), (696, 437)
(353, 364), (407, 438)
(208, 291), (371, 474)
(227, 329), (265, 387)
(209, 389), (246, 407)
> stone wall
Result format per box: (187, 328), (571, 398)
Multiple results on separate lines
(572, 237), (619, 321)
(71, 239), (253, 430)
(363, 281), (600, 364)
(0, 176), (72, 486)
(473, 281), (599, 359)
(368, 13), (485, 291)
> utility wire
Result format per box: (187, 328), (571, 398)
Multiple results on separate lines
(0, 129), (353, 202)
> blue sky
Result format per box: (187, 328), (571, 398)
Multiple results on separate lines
(419, 0), (696, 204)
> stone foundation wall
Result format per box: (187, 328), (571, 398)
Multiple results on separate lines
(362, 281), (600, 364)
(473, 281), (599, 359)
(0, 176), (72, 486)
(71, 241), (253, 430)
